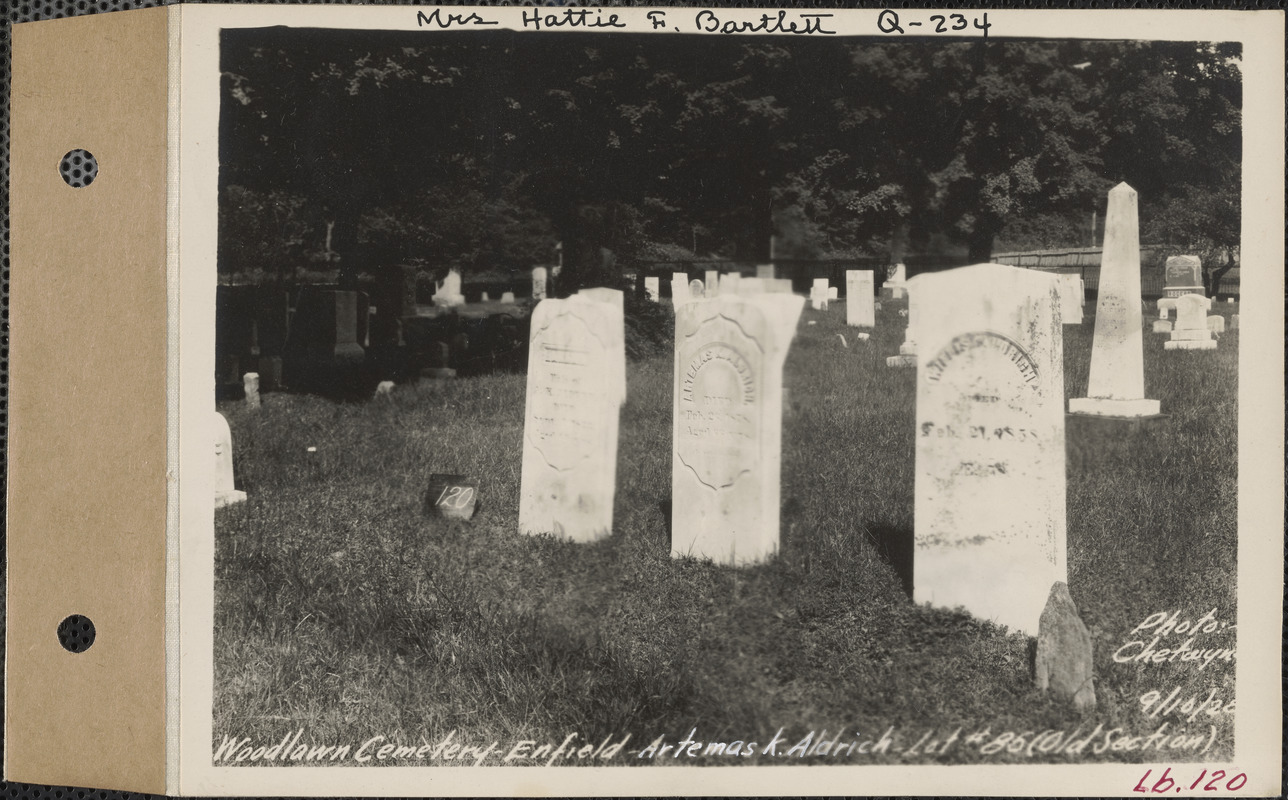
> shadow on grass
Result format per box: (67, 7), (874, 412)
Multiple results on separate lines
(869, 523), (914, 598)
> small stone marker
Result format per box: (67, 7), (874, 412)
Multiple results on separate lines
(1164, 293), (1217, 351)
(1206, 315), (1225, 334)
(374, 380), (395, 396)
(1035, 582), (1096, 712)
(213, 411), (246, 509)
(1227, 297), (1235, 304)
(1056, 273), (1083, 325)
(424, 474), (480, 520)
(519, 290), (624, 541)
(672, 292), (805, 565)
(1069, 183), (1161, 418)
(827, 286), (838, 301)
(914, 263), (1066, 636)
(810, 278), (829, 310)
(1162, 255), (1204, 298)
(689, 279), (705, 300)
(1152, 320), (1173, 334)
(886, 278), (920, 367)
(756, 264), (775, 279)
(835, 333), (848, 348)
(846, 270), (875, 328)
(480, 291), (490, 302)
(243, 372), (260, 409)
(644, 276), (660, 302)
(856, 332), (870, 341)
(532, 267), (548, 301)
(1231, 314), (1239, 329)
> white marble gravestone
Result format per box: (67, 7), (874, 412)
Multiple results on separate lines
(519, 290), (624, 541)
(1055, 273), (1083, 325)
(1206, 315), (1225, 334)
(672, 293), (804, 564)
(243, 372), (260, 409)
(532, 267), (548, 301)
(886, 276), (922, 367)
(1164, 294), (1216, 351)
(214, 411), (246, 509)
(810, 278), (830, 310)
(1152, 320), (1173, 334)
(846, 270), (875, 328)
(737, 277), (765, 295)
(433, 268), (466, 307)
(827, 286), (839, 301)
(705, 270), (720, 293)
(501, 291), (516, 303)
(644, 276), (660, 302)
(671, 273), (690, 305)
(720, 272), (742, 296)
(914, 263), (1066, 637)
(1069, 183), (1161, 417)
(689, 279), (706, 300)
(1163, 255), (1204, 298)
(764, 279), (793, 294)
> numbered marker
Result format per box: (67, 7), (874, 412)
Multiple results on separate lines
(424, 474), (480, 520)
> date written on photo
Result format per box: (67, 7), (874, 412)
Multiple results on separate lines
(424, 474), (479, 521)
(1133, 768), (1248, 794)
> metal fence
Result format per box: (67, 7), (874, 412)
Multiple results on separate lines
(992, 246), (1241, 298)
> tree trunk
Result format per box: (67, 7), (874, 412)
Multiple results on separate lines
(888, 219), (911, 266)
(556, 204), (615, 296)
(966, 222), (997, 265)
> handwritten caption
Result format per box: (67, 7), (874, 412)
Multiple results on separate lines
(415, 8), (995, 39)
(215, 722), (1223, 766)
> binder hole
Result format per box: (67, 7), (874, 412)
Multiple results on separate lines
(59, 149), (98, 188)
(57, 614), (96, 653)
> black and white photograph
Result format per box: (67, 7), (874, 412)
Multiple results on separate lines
(180, 6), (1280, 795)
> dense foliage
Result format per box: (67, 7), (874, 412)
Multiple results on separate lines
(219, 32), (1241, 292)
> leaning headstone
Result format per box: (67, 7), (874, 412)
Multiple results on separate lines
(213, 411), (246, 509)
(886, 277), (921, 367)
(1055, 273), (1083, 325)
(519, 290), (624, 541)
(1162, 255), (1204, 299)
(1035, 582), (1096, 712)
(672, 293), (805, 564)
(243, 373), (260, 409)
(1069, 183), (1161, 417)
(914, 263), (1065, 636)
(1206, 315), (1226, 334)
(644, 276), (660, 302)
(882, 262), (908, 299)
(756, 264), (775, 279)
(846, 270), (875, 328)
(532, 267), (548, 301)
(433, 268), (466, 308)
(1152, 320), (1173, 334)
(1164, 294), (1216, 351)
(810, 278), (829, 310)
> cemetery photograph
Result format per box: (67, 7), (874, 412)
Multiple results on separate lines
(208, 23), (1246, 769)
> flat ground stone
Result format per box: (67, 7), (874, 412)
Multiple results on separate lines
(672, 293), (804, 565)
(914, 263), (1066, 636)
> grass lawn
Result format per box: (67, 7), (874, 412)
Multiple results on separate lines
(213, 295), (1238, 766)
